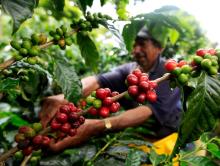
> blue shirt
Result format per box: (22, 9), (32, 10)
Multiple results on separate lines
(97, 56), (181, 137)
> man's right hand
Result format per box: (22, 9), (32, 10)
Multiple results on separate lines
(39, 94), (68, 128)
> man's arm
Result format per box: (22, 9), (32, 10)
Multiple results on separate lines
(82, 76), (100, 97)
(49, 105), (153, 152)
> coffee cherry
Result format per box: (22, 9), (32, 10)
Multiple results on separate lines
(208, 48), (216, 55)
(139, 81), (149, 91)
(58, 39), (65, 48)
(128, 85), (139, 97)
(86, 95), (96, 105)
(61, 123), (71, 133)
(50, 120), (62, 131)
(93, 99), (102, 109)
(60, 105), (70, 114)
(22, 146), (33, 156)
(68, 112), (79, 122)
(178, 73), (189, 85)
(165, 60), (177, 72)
(99, 107), (110, 118)
(111, 91), (119, 97)
(193, 56), (203, 65)
(39, 34), (47, 45)
(32, 123), (42, 133)
(31, 34), (40, 45)
(22, 127), (36, 138)
(110, 102), (120, 113)
(42, 136), (50, 146)
(14, 151), (24, 161)
(10, 40), (21, 50)
(22, 40), (32, 50)
(68, 103), (77, 112)
(29, 46), (40, 57)
(104, 88), (111, 97)
(14, 133), (25, 143)
(56, 113), (68, 123)
(196, 49), (207, 56)
(177, 60), (187, 67)
(201, 59), (212, 69)
(69, 129), (77, 137)
(208, 66), (218, 75)
(72, 121), (81, 129)
(171, 67), (181, 76)
(127, 74), (139, 85)
(181, 65), (192, 74)
(32, 135), (43, 146)
(136, 93), (146, 103)
(146, 91), (157, 103)
(88, 107), (98, 116)
(132, 68), (142, 78)
(19, 48), (28, 56)
(96, 88), (107, 99)
(139, 75), (149, 82)
(103, 97), (113, 106)
(79, 116), (85, 124)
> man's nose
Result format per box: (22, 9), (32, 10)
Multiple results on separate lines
(132, 45), (142, 55)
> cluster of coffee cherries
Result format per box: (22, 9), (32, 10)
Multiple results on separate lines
(126, 69), (158, 103)
(165, 59), (192, 85)
(165, 48), (219, 86)
(49, 25), (73, 50)
(71, 12), (112, 31)
(192, 48), (219, 75)
(83, 88), (120, 118)
(10, 34), (47, 60)
(14, 122), (50, 156)
(50, 102), (85, 137)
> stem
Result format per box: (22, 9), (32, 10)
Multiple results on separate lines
(20, 154), (32, 166)
(154, 73), (171, 84)
(39, 41), (54, 49)
(0, 58), (16, 70)
(90, 133), (121, 163)
(0, 147), (19, 162)
(39, 126), (51, 135)
(112, 91), (128, 102)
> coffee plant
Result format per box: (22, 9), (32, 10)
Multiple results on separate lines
(0, 1), (220, 166)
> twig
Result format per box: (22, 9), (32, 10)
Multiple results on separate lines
(112, 91), (128, 102)
(0, 58), (16, 70)
(39, 41), (54, 49)
(0, 147), (19, 162)
(154, 73), (171, 84)
(20, 153), (32, 166)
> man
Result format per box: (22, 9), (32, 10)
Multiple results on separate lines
(40, 27), (181, 152)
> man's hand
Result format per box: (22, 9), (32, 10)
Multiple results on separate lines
(49, 119), (104, 152)
(39, 94), (68, 128)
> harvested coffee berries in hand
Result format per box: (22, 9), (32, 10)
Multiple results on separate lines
(84, 88), (120, 118)
(126, 68), (158, 103)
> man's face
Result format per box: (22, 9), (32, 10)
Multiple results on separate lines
(132, 39), (162, 72)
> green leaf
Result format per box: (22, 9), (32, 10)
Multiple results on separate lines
(169, 29), (179, 45)
(52, 0), (65, 11)
(1, 0), (37, 34)
(0, 78), (19, 100)
(180, 156), (218, 166)
(100, 21), (127, 54)
(122, 20), (145, 52)
(200, 132), (211, 143)
(117, 139), (152, 147)
(54, 55), (82, 103)
(149, 149), (167, 166)
(173, 72), (220, 155)
(125, 149), (141, 166)
(76, 33), (99, 71)
(77, 0), (93, 13)
(207, 143), (220, 159)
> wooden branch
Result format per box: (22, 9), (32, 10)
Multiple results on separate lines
(20, 154), (32, 166)
(0, 58), (16, 70)
(0, 147), (19, 162)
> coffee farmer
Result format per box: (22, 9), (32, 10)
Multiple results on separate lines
(39, 27), (181, 152)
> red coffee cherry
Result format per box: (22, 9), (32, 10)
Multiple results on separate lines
(96, 88), (108, 100)
(111, 91), (119, 97)
(110, 102), (120, 113)
(146, 90), (157, 103)
(42, 136), (50, 147)
(139, 81), (149, 91)
(88, 107), (98, 116)
(68, 112), (79, 123)
(136, 93), (146, 103)
(72, 121), (81, 129)
(61, 123), (71, 133)
(104, 88), (111, 97)
(68, 103), (77, 112)
(132, 68), (142, 78)
(103, 97), (113, 106)
(128, 85), (139, 97)
(99, 107), (110, 118)
(127, 74), (139, 85)
(148, 81), (157, 89)
(56, 113), (68, 123)
(207, 48), (216, 55)
(22, 146), (33, 156)
(50, 119), (62, 131)
(32, 135), (43, 146)
(69, 128), (77, 137)
(177, 60), (187, 67)
(60, 105), (70, 114)
(78, 116), (85, 124)
(196, 49), (207, 56)
(165, 59), (177, 72)
(139, 75), (149, 82)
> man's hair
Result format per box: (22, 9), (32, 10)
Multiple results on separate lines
(136, 27), (162, 48)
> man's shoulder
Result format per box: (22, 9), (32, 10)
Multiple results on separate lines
(113, 62), (138, 72)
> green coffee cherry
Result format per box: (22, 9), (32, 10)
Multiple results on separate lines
(56, 28), (63, 36)
(31, 34), (40, 45)
(65, 38), (72, 46)
(86, 96), (95, 105)
(201, 59), (212, 69)
(22, 40), (32, 50)
(178, 73), (189, 85)
(32, 123), (42, 133)
(19, 48), (28, 56)
(93, 99), (102, 109)
(39, 34), (47, 45)
(60, 25), (67, 33)
(29, 46), (40, 57)
(171, 67), (182, 76)
(10, 40), (21, 50)
(193, 55), (203, 65)
(181, 65), (192, 74)
(208, 66), (218, 75)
